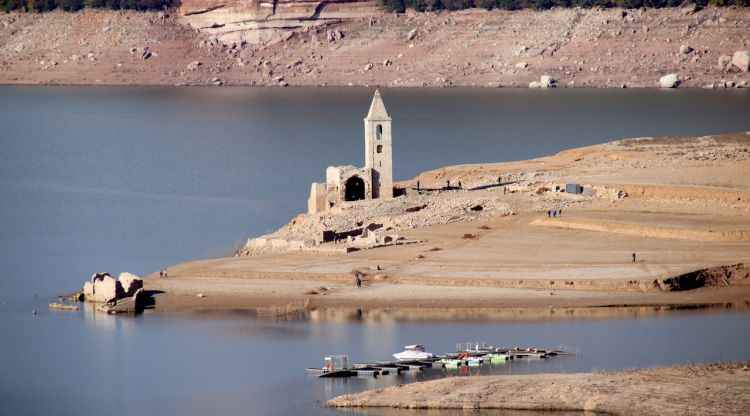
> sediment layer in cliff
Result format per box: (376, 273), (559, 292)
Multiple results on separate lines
(179, 0), (379, 44)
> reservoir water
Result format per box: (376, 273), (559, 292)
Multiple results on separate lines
(2, 306), (750, 416)
(1, 86), (750, 415)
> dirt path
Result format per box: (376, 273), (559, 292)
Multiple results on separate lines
(327, 362), (750, 415)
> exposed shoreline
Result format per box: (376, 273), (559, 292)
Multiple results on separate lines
(1, 7), (749, 88)
(327, 362), (750, 415)
(136, 131), (750, 315)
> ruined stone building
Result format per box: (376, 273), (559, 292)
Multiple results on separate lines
(308, 89), (393, 214)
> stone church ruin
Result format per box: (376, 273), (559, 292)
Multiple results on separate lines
(308, 88), (393, 214)
(241, 88), (513, 256)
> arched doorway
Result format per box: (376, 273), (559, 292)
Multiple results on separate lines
(344, 176), (365, 201)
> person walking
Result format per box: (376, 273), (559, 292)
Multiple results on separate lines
(559, 208), (563, 217)
(632, 252), (637, 263)
(355, 275), (362, 288)
(552, 208), (557, 218)
(547, 209), (551, 218)
(163, 267), (168, 279)
(159, 268), (163, 279)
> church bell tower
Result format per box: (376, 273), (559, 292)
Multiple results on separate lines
(364, 89), (393, 199)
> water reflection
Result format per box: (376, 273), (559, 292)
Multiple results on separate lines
(3, 303), (749, 416)
(345, 409), (588, 416)
(248, 303), (750, 324)
(82, 300), (118, 330)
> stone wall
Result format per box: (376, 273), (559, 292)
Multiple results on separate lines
(326, 165), (373, 205)
(308, 182), (327, 214)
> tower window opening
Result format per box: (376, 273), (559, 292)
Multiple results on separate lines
(376, 124), (383, 140)
(376, 145), (383, 154)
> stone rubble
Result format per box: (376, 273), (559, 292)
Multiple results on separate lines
(240, 157), (665, 255)
(243, 190), (513, 255)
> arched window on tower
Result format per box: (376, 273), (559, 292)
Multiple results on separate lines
(376, 145), (383, 154)
(376, 124), (383, 140)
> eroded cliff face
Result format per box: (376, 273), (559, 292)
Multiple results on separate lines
(180, 0), (378, 44)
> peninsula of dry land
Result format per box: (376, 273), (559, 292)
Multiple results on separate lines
(1, 6), (749, 87)
(143, 131), (750, 314)
(327, 362), (750, 415)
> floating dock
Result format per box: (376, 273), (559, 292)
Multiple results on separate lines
(308, 360), (432, 378)
(306, 368), (357, 378)
(307, 344), (575, 378)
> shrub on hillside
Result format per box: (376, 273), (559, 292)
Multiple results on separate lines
(59, 0), (83, 10)
(2, 0), (25, 11)
(1, 0), (174, 11)
(26, 0), (57, 11)
(378, 0), (748, 10)
(444, 0), (474, 9)
(85, 0), (107, 7)
(380, 0), (404, 12)
(3, 0), (749, 14)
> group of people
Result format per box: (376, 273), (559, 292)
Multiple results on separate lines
(547, 208), (563, 218)
(159, 267), (168, 279)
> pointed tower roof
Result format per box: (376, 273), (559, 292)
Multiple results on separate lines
(366, 88), (391, 120)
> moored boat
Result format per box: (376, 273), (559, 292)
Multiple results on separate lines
(457, 352), (483, 365)
(393, 344), (434, 361)
(486, 353), (509, 362)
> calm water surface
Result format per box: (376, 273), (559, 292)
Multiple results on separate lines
(1, 86), (750, 415)
(1, 306), (749, 416)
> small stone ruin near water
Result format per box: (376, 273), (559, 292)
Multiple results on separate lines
(82, 272), (144, 313)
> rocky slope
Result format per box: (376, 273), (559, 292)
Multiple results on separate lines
(0, 6), (748, 86)
(0, 10), (238, 85)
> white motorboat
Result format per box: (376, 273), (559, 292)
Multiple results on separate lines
(393, 344), (434, 361)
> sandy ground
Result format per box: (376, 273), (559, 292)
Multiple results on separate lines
(143, 132), (750, 314)
(1, 7), (749, 87)
(327, 362), (750, 415)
